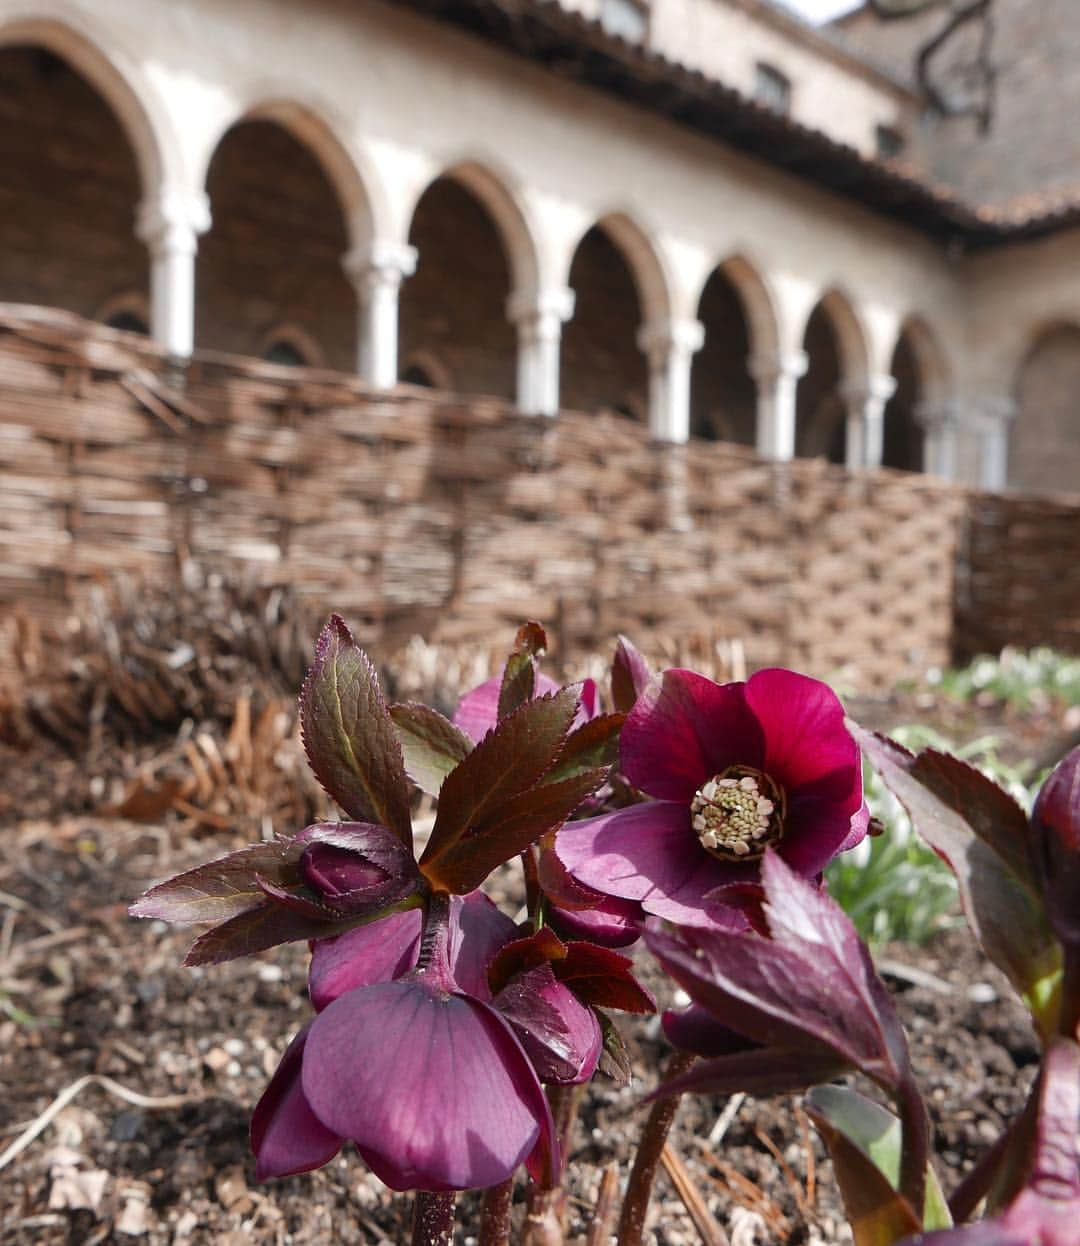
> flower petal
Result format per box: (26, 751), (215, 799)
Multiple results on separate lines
(448, 891), (518, 1001)
(453, 672), (561, 743)
(303, 979), (552, 1190)
(494, 964), (602, 1084)
(308, 909), (421, 1011)
(744, 669), (862, 813)
(778, 793), (868, 878)
(553, 802), (747, 927)
(620, 670), (765, 802)
(662, 1005), (759, 1058)
(251, 1024), (342, 1180)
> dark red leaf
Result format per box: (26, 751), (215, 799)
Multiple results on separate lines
(497, 622), (547, 722)
(422, 768), (606, 894)
(544, 713), (624, 784)
(653, 1045), (849, 1101)
(129, 840), (300, 925)
(611, 635), (651, 714)
(852, 723), (1061, 1022)
(299, 616), (412, 846)
(421, 688), (581, 865)
(596, 1011), (633, 1086)
(555, 942), (655, 1014)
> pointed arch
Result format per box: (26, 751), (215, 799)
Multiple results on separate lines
(198, 115), (356, 368)
(814, 287), (871, 386)
(0, 13), (177, 195)
(203, 96), (385, 252)
(410, 157), (541, 299)
(566, 211), (672, 329)
(894, 313), (951, 408)
(712, 253), (781, 361)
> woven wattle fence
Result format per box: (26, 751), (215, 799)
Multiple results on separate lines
(2, 306), (1074, 691)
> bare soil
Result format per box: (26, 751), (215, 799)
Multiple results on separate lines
(0, 802), (1038, 1246)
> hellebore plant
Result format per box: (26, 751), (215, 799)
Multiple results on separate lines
(132, 616), (1080, 1246)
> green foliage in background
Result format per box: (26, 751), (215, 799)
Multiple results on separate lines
(931, 647), (1080, 710)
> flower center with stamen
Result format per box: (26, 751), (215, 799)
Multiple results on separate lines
(690, 765), (786, 862)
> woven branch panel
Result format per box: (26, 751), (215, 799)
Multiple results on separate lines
(0, 306), (1025, 690)
(957, 490), (1080, 660)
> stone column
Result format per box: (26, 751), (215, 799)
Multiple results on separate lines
(506, 286), (575, 416)
(841, 375), (897, 470)
(636, 319), (705, 443)
(342, 242), (418, 389)
(136, 187), (211, 357)
(915, 399), (962, 479)
(749, 350), (808, 461)
(971, 395), (1017, 490)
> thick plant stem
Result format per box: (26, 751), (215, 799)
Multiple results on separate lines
(479, 1179), (514, 1246)
(897, 1076), (928, 1219)
(412, 1191), (456, 1246)
(616, 1051), (695, 1246)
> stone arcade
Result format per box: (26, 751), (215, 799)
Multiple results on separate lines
(1, 0), (1078, 493)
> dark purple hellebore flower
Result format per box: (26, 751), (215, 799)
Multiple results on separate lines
(252, 893), (556, 1192)
(554, 667), (868, 926)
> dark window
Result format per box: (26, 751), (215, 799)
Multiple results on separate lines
(600, 0), (649, 42)
(262, 339), (308, 367)
(755, 63), (791, 114)
(402, 362), (436, 388)
(876, 124), (904, 159)
(105, 310), (149, 335)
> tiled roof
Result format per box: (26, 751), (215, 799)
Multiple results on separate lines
(397, 0), (1080, 248)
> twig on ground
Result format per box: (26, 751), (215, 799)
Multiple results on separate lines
(0, 1074), (197, 1172)
(661, 1143), (731, 1246)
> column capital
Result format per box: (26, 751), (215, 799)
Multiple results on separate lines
(136, 186), (211, 256)
(914, 398), (962, 432)
(506, 285), (575, 329)
(963, 394), (1017, 432)
(839, 373), (897, 409)
(748, 349), (808, 384)
(342, 241), (418, 290)
(636, 318), (705, 361)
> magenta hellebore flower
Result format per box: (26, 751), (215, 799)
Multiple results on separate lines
(453, 668), (599, 744)
(252, 892), (558, 1191)
(554, 667), (868, 926)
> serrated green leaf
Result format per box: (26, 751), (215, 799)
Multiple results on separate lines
(300, 616), (412, 847)
(390, 702), (472, 796)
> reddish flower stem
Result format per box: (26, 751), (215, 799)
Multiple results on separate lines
(411, 1191), (455, 1246)
(616, 1051), (695, 1246)
(479, 1178), (514, 1246)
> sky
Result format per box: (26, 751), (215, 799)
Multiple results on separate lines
(773, 0), (863, 24)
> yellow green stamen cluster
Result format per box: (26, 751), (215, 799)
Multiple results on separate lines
(690, 766), (785, 861)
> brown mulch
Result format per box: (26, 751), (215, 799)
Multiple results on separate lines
(0, 806), (1037, 1246)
